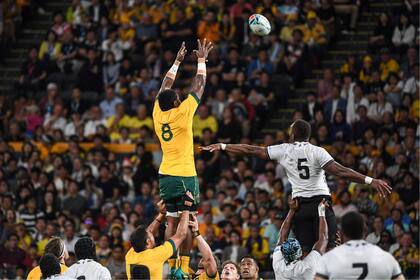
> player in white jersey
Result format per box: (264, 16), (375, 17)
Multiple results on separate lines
(273, 198), (328, 280)
(39, 253), (75, 280)
(64, 237), (111, 280)
(202, 119), (391, 251)
(315, 212), (405, 280)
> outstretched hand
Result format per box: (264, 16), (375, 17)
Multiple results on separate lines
(176, 41), (187, 62)
(371, 179), (392, 198)
(200, 143), (221, 152)
(157, 200), (166, 215)
(193, 38), (214, 60)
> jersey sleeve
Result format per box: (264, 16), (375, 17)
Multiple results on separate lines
(302, 250), (321, 270)
(267, 144), (285, 161)
(314, 255), (329, 279)
(389, 254), (403, 279)
(100, 266), (112, 280)
(180, 93), (200, 118)
(316, 147), (334, 168)
(272, 246), (284, 275)
(151, 240), (176, 262)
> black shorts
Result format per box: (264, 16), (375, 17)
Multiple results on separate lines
(293, 195), (337, 252)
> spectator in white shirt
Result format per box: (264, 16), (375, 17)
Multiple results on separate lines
(346, 84), (369, 124)
(403, 63), (419, 95)
(63, 222), (80, 254)
(101, 30), (129, 62)
(84, 106), (107, 138)
(368, 90), (393, 123)
(43, 103), (67, 135)
(366, 216), (384, 245)
(332, 191), (358, 220)
(392, 13), (416, 54)
(65, 113), (83, 138)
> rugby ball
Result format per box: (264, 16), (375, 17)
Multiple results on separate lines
(249, 14), (271, 36)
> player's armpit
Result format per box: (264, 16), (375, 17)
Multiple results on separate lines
(392, 274), (406, 280)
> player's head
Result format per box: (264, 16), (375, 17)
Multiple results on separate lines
(39, 253), (61, 278)
(130, 225), (155, 253)
(240, 255), (259, 280)
(45, 237), (68, 263)
(221, 261), (240, 280)
(158, 89), (181, 111)
(196, 254), (221, 277)
(280, 238), (302, 264)
(289, 119), (311, 142)
(341, 211), (365, 241)
(74, 237), (96, 260)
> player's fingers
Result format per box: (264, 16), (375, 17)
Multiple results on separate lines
(197, 39), (201, 50)
(193, 50), (199, 56)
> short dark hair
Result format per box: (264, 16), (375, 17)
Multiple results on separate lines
(341, 212), (364, 240)
(39, 253), (61, 278)
(241, 255), (258, 266)
(291, 119), (311, 141)
(158, 89), (177, 111)
(130, 226), (148, 253)
(45, 237), (65, 259)
(74, 237), (96, 260)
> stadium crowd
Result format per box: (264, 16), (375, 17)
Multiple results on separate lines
(0, 0), (419, 279)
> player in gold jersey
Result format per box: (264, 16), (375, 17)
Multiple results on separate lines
(189, 214), (220, 280)
(26, 237), (68, 280)
(153, 38), (213, 278)
(125, 198), (193, 280)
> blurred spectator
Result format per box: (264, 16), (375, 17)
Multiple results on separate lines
(392, 13), (416, 55)
(193, 105), (218, 139)
(369, 13), (394, 53)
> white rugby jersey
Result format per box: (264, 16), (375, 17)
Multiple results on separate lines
(315, 240), (402, 280)
(272, 246), (321, 280)
(64, 259), (112, 280)
(267, 142), (333, 198)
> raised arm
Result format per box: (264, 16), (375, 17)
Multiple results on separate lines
(145, 200), (166, 236)
(323, 161), (392, 197)
(201, 143), (269, 160)
(313, 199), (329, 254)
(170, 191), (194, 249)
(278, 199), (298, 245)
(189, 38), (213, 100)
(189, 214), (218, 277)
(156, 42), (187, 98)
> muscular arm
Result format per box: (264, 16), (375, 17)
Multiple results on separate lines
(170, 211), (189, 249)
(323, 161), (368, 184)
(156, 60), (180, 99)
(225, 144), (269, 159)
(189, 72), (206, 100)
(145, 213), (165, 236)
(278, 208), (296, 245)
(312, 215), (328, 254)
(196, 235), (218, 277)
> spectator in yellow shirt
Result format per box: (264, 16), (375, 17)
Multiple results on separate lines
(199, 213), (222, 238)
(130, 104), (154, 140)
(107, 103), (132, 142)
(197, 10), (221, 43)
(280, 14), (298, 43)
(193, 105), (218, 139)
(300, 11), (327, 46)
(243, 225), (269, 269)
(379, 48), (400, 81)
(359, 55), (374, 84)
